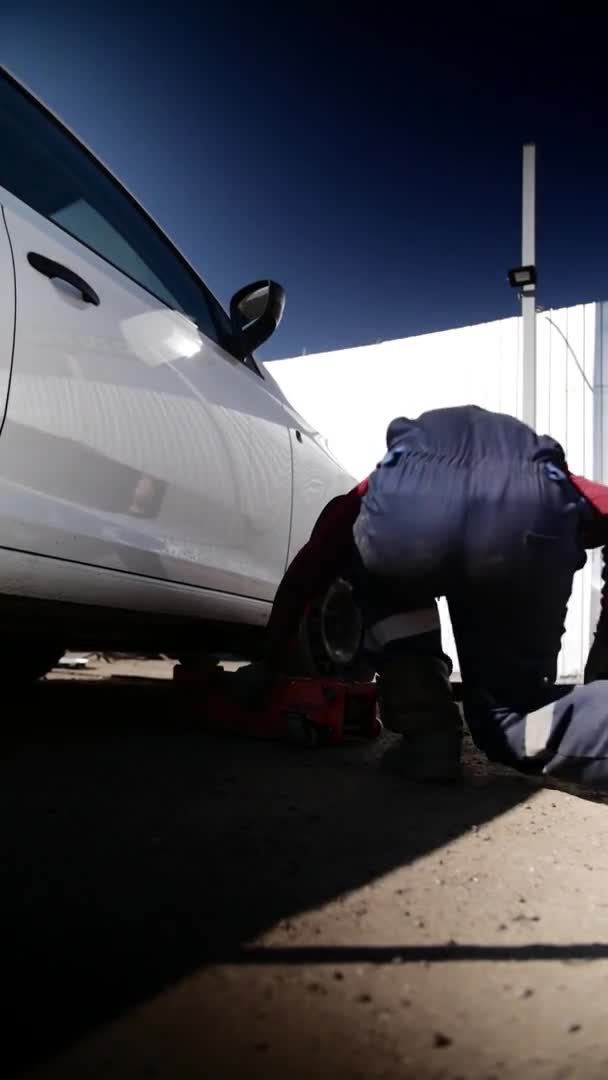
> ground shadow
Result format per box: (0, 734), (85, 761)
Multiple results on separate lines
(0, 677), (603, 1074)
(222, 942), (608, 963)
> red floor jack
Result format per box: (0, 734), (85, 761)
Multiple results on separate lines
(173, 663), (381, 748)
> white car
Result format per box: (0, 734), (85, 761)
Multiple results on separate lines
(0, 66), (357, 680)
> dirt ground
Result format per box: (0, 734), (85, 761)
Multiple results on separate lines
(4, 657), (608, 1079)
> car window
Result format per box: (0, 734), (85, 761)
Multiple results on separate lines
(0, 71), (230, 348)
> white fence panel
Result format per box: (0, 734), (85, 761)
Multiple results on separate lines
(268, 302), (600, 681)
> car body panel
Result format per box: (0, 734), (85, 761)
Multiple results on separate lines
(262, 363), (357, 560)
(0, 208), (15, 424)
(0, 545), (271, 624)
(287, 428), (355, 564)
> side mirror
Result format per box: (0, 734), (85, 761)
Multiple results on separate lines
(229, 280), (285, 359)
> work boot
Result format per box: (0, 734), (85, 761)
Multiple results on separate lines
(377, 654), (463, 781)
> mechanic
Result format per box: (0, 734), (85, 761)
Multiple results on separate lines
(232, 404), (608, 788)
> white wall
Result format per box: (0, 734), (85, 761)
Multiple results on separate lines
(268, 301), (603, 680)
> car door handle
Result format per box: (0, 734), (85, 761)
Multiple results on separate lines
(27, 252), (100, 306)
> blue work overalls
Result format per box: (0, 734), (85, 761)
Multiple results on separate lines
(353, 405), (608, 786)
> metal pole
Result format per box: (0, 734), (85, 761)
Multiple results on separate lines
(521, 142), (537, 428)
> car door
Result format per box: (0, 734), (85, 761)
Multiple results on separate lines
(0, 68), (292, 601)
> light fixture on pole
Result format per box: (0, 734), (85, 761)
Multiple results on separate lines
(507, 143), (537, 429)
(507, 265), (536, 291)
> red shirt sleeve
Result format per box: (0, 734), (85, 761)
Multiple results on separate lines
(570, 474), (608, 548)
(568, 474), (608, 627)
(264, 482), (366, 665)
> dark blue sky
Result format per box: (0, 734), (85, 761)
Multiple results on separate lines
(3, 5), (607, 359)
